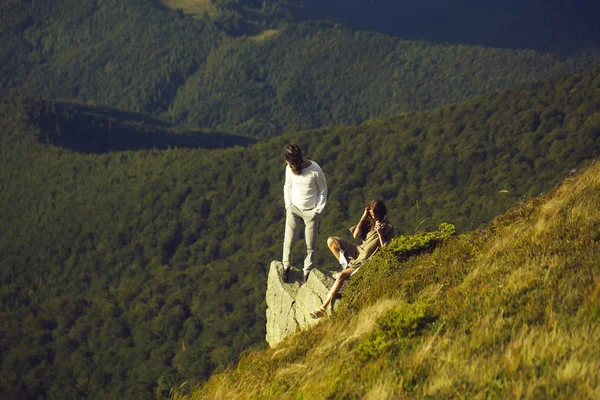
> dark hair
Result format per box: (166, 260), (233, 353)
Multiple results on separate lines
(284, 144), (304, 174)
(366, 199), (387, 224)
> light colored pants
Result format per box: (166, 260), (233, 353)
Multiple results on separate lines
(282, 204), (319, 274)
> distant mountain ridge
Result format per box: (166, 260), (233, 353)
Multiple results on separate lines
(214, 0), (600, 53)
(168, 24), (600, 137)
(2, 0), (600, 138)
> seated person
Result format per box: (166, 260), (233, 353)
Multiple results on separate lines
(310, 200), (395, 319)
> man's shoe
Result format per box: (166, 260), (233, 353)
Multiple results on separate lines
(283, 267), (290, 283)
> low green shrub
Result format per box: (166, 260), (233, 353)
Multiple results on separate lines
(385, 223), (456, 260)
(356, 301), (437, 361)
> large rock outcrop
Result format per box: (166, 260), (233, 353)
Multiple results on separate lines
(265, 224), (457, 346)
(265, 261), (340, 347)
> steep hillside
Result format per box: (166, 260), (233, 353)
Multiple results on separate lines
(1, 66), (599, 399)
(177, 158), (600, 399)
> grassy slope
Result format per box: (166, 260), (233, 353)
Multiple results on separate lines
(161, 0), (217, 18)
(179, 160), (600, 399)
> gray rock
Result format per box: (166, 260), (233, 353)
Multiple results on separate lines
(265, 260), (339, 347)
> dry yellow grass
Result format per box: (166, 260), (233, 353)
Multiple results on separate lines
(160, 0), (217, 18)
(247, 29), (279, 41)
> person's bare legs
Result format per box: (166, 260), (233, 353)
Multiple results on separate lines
(310, 267), (356, 318)
(327, 236), (350, 278)
(327, 237), (342, 262)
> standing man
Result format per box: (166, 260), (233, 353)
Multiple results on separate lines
(282, 144), (327, 283)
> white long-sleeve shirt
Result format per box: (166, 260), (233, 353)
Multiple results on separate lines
(283, 160), (327, 214)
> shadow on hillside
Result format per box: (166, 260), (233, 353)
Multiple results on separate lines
(300, 0), (600, 54)
(36, 102), (256, 153)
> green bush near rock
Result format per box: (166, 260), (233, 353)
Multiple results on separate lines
(386, 223), (456, 260)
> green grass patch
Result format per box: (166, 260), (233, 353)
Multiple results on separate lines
(355, 300), (437, 361)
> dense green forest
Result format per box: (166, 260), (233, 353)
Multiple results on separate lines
(0, 0), (223, 115)
(2, 0), (600, 138)
(168, 24), (600, 138)
(1, 66), (600, 398)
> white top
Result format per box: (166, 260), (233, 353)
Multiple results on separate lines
(283, 160), (327, 214)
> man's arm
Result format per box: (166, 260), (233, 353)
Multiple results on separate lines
(352, 208), (369, 239)
(283, 166), (292, 209)
(313, 168), (327, 214)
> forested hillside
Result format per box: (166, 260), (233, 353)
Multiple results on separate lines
(2, 0), (600, 138)
(168, 23), (600, 138)
(0, 0), (224, 115)
(1, 66), (600, 399)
